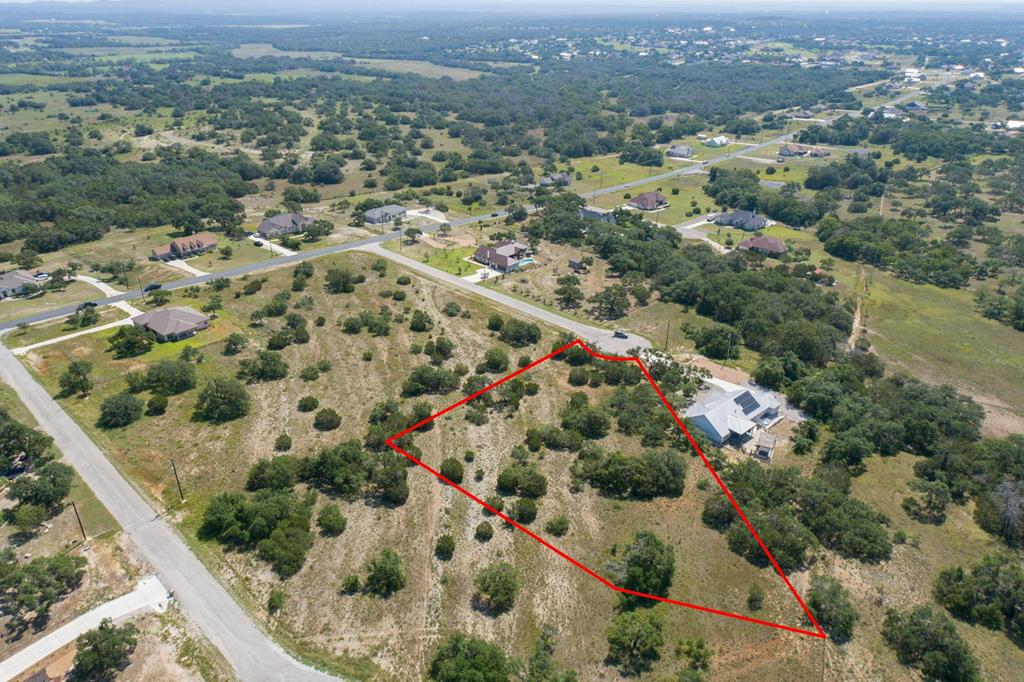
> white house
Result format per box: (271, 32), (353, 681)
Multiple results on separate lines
(703, 135), (731, 148)
(684, 382), (781, 446)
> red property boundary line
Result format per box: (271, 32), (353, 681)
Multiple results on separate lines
(386, 339), (827, 640)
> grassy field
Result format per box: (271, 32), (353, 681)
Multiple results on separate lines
(385, 241), (478, 276)
(585, 174), (718, 225)
(862, 270), (1024, 435)
(3, 306), (130, 350)
(0, 281), (97, 325)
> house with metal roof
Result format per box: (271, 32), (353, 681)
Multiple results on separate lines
(667, 145), (694, 159)
(684, 385), (781, 446)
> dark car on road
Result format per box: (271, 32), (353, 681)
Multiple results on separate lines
(143, 283), (162, 292)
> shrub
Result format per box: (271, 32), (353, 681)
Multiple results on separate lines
(267, 589), (285, 614)
(317, 504), (347, 536)
(98, 393), (143, 428)
(439, 457), (465, 484)
(313, 408), (342, 431)
(396, 275), (412, 286)
(298, 396), (319, 412)
(545, 515), (570, 536)
(442, 301), (461, 317)
(435, 534), (455, 560)
(364, 549), (406, 597)
(568, 367), (590, 386)
(146, 394), (168, 416)
(274, 434), (292, 451)
(747, 583), (765, 610)
(194, 378), (250, 423)
(882, 606), (980, 681)
(341, 574), (361, 594)
(300, 365), (320, 381)
(475, 521), (494, 542)
(508, 498), (537, 524)
(410, 310), (433, 332)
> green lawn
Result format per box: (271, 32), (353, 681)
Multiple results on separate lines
(4, 306), (129, 349)
(587, 174), (717, 225)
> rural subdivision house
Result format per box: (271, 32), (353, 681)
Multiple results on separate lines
(150, 232), (219, 261)
(473, 241), (531, 273)
(257, 212), (314, 239)
(779, 143), (830, 158)
(364, 205), (408, 225)
(133, 306), (210, 342)
(684, 384), (781, 446)
(539, 172), (572, 188)
(667, 144), (694, 159)
(714, 210), (769, 231)
(0, 270), (40, 299)
(578, 205), (616, 223)
(738, 235), (787, 256)
(703, 135), (731, 148)
(627, 191), (669, 212)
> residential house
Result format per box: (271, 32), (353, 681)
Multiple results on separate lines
(807, 147), (831, 158)
(257, 213), (313, 239)
(364, 205), (408, 225)
(150, 232), (219, 262)
(778, 143), (806, 157)
(667, 145), (694, 159)
(714, 210), (768, 231)
(703, 135), (731, 148)
(539, 172), (572, 188)
(0, 270), (39, 299)
(568, 258), (588, 273)
(133, 306), (210, 343)
(904, 101), (929, 112)
(684, 385), (781, 446)
(472, 241), (531, 273)
(578, 206), (616, 224)
(738, 235), (787, 256)
(627, 191), (668, 212)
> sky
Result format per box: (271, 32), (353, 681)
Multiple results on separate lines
(1, 0), (1022, 10)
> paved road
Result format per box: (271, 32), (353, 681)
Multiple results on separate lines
(0, 347), (337, 682)
(361, 243), (648, 356)
(0, 576), (169, 680)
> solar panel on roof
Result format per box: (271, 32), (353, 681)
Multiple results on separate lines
(734, 391), (760, 415)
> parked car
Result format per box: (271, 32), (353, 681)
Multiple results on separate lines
(491, 212), (500, 217)
(613, 329), (629, 339)
(253, 240), (263, 247)
(143, 283), (162, 293)
(78, 301), (98, 310)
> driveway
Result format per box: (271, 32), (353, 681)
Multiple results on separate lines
(163, 258), (208, 276)
(248, 234), (296, 256)
(361, 243), (647, 356)
(75, 276), (144, 317)
(0, 576), (169, 681)
(0, 347), (337, 682)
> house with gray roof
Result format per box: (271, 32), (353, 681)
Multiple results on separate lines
(472, 241), (530, 272)
(738, 236), (787, 256)
(685, 385), (781, 446)
(714, 210), (768, 232)
(578, 206), (616, 224)
(257, 213), (313, 239)
(667, 145), (694, 159)
(364, 205), (407, 225)
(0, 270), (39, 299)
(539, 172), (572, 188)
(133, 306), (210, 342)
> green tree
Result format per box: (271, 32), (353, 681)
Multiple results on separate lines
(439, 457), (465, 484)
(429, 633), (510, 682)
(97, 393), (143, 428)
(145, 359), (196, 396)
(882, 606), (979, 681)
(475, 562), (518, 614)
(107, 326), (155, 358)
(606, 610), (664, 675)
(8, 461), (74, 509)
(194, 377), (250, 422)
(58, 360), (93, 397)
(435, 534), (455, 560)
(747, 583), (765, 611)
(589, 284), (630, 319)
(612, 530), (674, 607)
(69, 618), (138, 681)
(0, 551), (86, 629)
(807, 575), (858, 643)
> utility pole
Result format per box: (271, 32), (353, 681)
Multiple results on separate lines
(170, 458), (185, 503)
(664, 320), (670, 352)
(70, 500), (87, 543)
